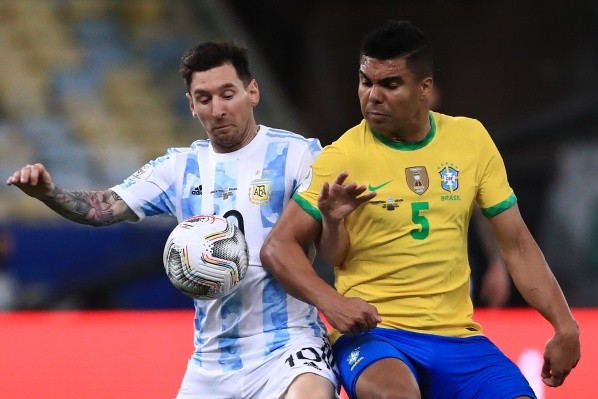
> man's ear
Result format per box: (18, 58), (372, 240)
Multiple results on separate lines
(247, 79), (260, 107)
(186, 92), (196, 117)
(421, 77), (433, 97)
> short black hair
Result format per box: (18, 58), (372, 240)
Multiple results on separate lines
(180, 41), (253, 92)
(361, 20), (433, 79)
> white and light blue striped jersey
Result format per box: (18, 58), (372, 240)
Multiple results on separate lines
(111, 125), (328, 370)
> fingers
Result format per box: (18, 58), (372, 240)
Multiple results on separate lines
(6, 171), (21, 186)
(542, 375), (566, 387)
(331, 172), (358, 192)
(8, 164), (43, 185)
(333, 171), (349, 186)
(541, 360), (558, 387)
(318, 182), (330, 202)
(541, 357), (575, 387)
(346, 320), (373, 336)
(7, 164), (32, 185)
(341, 182), (375, 201)
(6, 167), (24, 185)
(358, 190), (377, 203)
(343, 301), (381, 336)
(341, 183), (361, 198)
(318, 173), (376, 217)
(328, 172), (376, 200)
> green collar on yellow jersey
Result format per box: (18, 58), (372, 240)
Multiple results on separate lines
(372, 111), (436, 150)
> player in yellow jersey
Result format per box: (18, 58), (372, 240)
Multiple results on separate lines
(261, 20), (580, 399)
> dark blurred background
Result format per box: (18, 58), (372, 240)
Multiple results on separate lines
(0, 0), (597, 310)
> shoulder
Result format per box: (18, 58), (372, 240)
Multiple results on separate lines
(432, 112), (494, 147)
(262, 125), (303, 140)
(148, 145), (198, 163)
(308, 121), (365, 170)
(261, 125), (322, 153)
(325, 120), (368, 153)
(188, 139), (210, 151)
(263, 126), (316, 143)
(432, 112), (486, 132)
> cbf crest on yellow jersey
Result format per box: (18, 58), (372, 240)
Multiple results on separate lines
(294, 112), (517, 338)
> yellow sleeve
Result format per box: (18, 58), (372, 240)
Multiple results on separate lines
(475, 123), (517, 217)
(293, 145), (348, 221)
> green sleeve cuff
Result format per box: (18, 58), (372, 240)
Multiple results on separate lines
(481, 193), (517, 217)
(292, 193), (322, 222)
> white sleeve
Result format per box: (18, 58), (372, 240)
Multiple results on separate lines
(294, 138), (322, 193)
(111, 153), (178, 221)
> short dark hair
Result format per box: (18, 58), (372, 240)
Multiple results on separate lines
(360, 20), (433, 79)
(180, 41), (253, 92)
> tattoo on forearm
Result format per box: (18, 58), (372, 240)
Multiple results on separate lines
(41, 187), (127, 226)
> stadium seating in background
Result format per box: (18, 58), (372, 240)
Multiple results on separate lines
(0, 124), (38, 220)
(0, 1), (302, 221)
(0, 0), (203, 221)
(0, 0), (303, 310)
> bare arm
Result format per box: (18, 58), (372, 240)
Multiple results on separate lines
(6, 163), (137, 226)
(317, 172), (376, 267)
(472, 205), (511, 307)
(317, 195), (350, 268)
(489, 205), (580, 387)
(261, 200), (380, 336)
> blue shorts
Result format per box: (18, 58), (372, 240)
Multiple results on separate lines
(333, 327), (536, 399)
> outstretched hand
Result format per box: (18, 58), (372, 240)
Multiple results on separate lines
(6, 163), (55, 199)
(318, 172), (377, 221)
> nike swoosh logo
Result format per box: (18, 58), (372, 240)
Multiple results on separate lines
(368, 180), (393, 191)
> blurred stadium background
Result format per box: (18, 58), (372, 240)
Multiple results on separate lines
(1, 0), (597, 310)
(0, 0), (304, 310)
(0, 1), (596, 397)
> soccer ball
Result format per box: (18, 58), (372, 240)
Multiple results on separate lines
(163, 215), (249, 300)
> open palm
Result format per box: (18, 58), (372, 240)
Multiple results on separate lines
(317, 172), (377, 221)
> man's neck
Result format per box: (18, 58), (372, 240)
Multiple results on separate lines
(387, 111), (431, 143)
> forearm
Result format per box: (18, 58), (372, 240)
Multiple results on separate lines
(315, 173), (375, 267)
(261, 236), (340, 309)
(40, 187), (135, 226)
(262, 200), (381, 334)
(505, 234), (578, 334)
(317, 217), (349, 268)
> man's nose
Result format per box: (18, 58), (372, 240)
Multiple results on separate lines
(211, 98), (226, 117)
(368, 85), (383, 103)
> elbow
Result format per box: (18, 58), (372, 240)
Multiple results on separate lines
(260, 236), (278, 274)
(261, 234), (299, 277)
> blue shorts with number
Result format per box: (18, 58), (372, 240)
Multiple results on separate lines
(333, 327), (536, 399)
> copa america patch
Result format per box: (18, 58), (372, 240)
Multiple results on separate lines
(130, 163), (153, 181)
(296, 167), (313, 193)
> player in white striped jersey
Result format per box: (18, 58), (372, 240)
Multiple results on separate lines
(7, 41), (339, 398)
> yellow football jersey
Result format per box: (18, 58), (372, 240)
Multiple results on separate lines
(295, 112), (516, 338)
